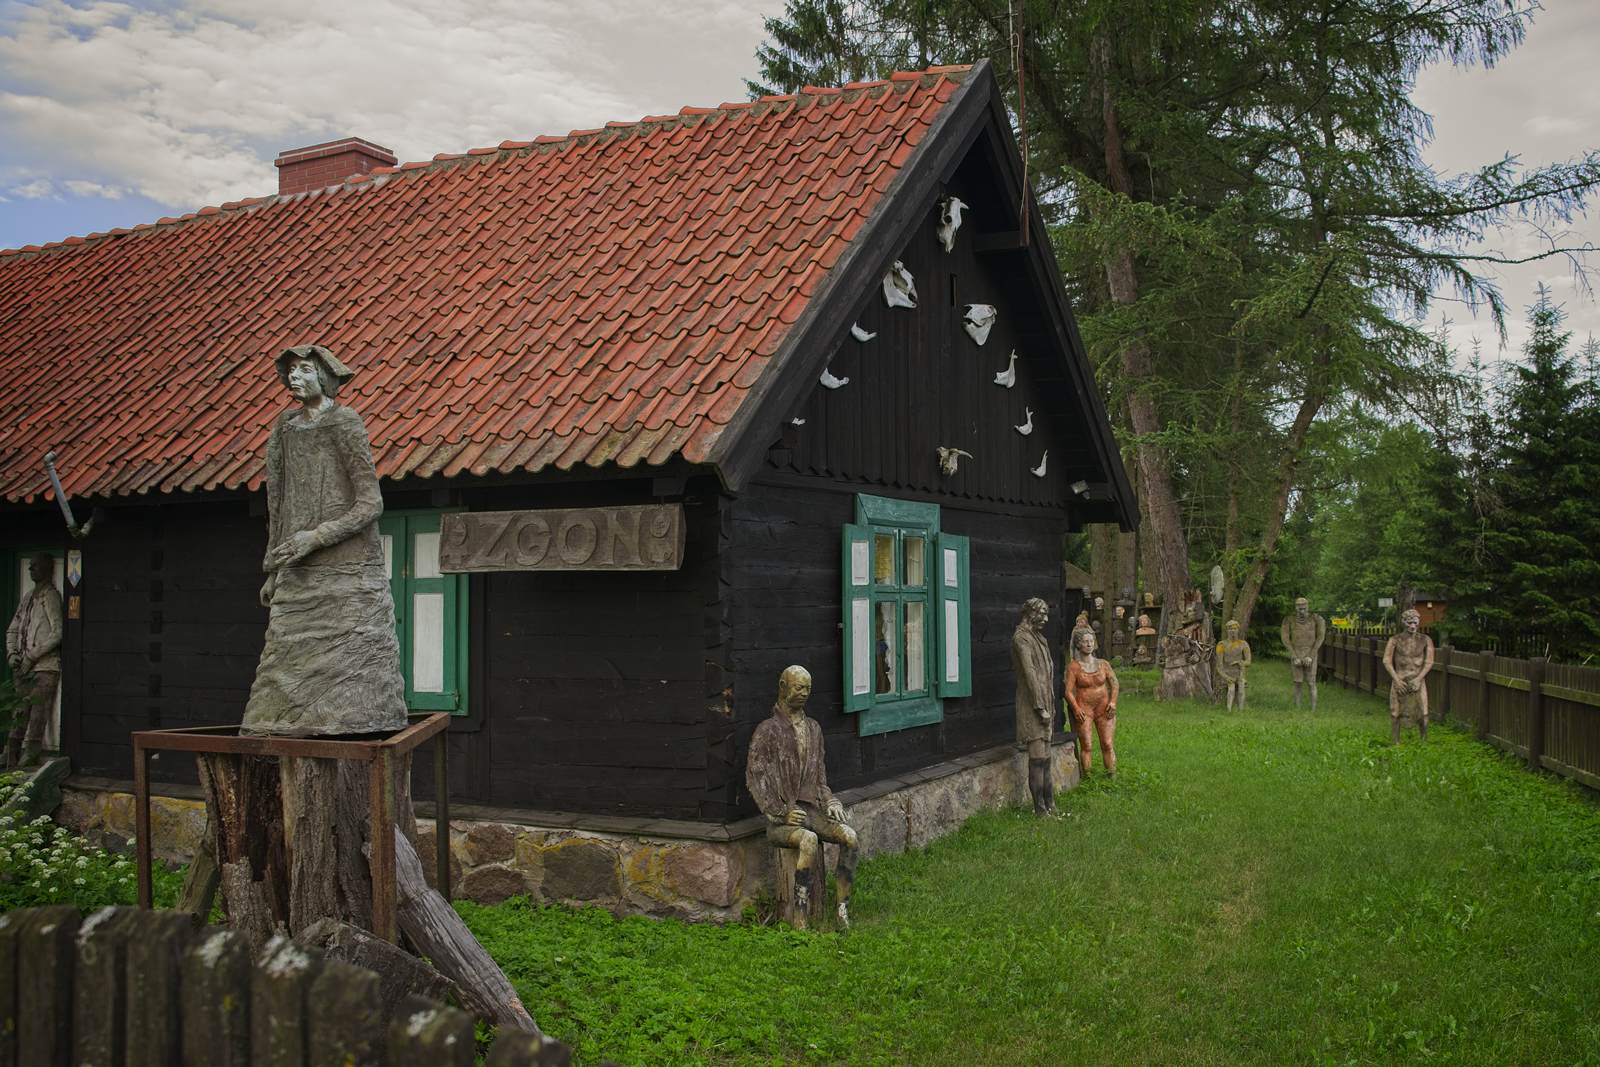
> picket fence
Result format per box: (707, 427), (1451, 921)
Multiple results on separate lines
(0, 905), (576, 1066)
(1322, 632), (1600, 790)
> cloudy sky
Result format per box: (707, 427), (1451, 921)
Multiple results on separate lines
(1, 0), (1595, 359)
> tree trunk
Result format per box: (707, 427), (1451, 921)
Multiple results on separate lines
(1096, 30), (1196, 674)
(1232, 390), (1324, 630)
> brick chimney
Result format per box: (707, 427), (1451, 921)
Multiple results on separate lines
(273, 137), (398, 196)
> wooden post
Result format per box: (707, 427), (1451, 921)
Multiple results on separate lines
(435, 737), (451, 900)
(1478, 649), (1493, 741)
(134, 744), (153, 910)
(1437, 644), (1452, 722)
(1367, 637), (1379, 694)
(1527, 656), (1548, 774)
(369, 750), (397, 944)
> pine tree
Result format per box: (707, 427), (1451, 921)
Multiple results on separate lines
(1481, 288), (1600, 659)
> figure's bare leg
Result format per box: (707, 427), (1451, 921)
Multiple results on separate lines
(1309, 677), (1318, 711)
(1075, 715), (1094, 775)
(1419, 715), (1428, 741)
(1097, 717), (1117, 777)
(1391, 716), (1402, 745)
(768, 825), (821, 928)
(1292, 680), (1302, 708)
(814, 818), (859, 924)
(1239, 679), (1247, 711)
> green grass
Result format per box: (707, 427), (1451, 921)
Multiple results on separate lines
(461, 668), (1600, 1066)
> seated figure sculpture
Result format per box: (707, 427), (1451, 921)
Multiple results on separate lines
(1383, 608), (1435, 744)
(1214, 620), (1252, 710)
(745, 665), (859, 929)
(242, 345), (409, 737)
(1065, 629), (1119, 777)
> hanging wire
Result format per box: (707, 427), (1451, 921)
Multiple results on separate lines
(1010, 0), (1030, 244)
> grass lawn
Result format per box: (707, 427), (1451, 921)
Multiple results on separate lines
(461, 666), (1600, 1066)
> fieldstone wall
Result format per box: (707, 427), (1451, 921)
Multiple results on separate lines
(56, 740), (1077, 922)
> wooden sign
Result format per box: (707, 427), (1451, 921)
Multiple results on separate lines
(439, 505), (684, 573)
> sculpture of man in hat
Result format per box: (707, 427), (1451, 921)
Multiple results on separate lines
(242, 345), (408, 737)
(1280, 597), (1327, 709)
(1383, 608), (1435, 744)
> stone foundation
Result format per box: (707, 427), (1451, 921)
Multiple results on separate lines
(56, 739), (1077, 922)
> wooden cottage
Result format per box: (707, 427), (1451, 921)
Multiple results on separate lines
(0, 61), (1133, 914)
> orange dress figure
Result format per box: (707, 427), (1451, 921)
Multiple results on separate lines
(1065, 629), (1120, 776)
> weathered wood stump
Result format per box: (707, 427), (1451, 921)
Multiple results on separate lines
(195, 748), (542, 1036)
(773, 848), (826, 929)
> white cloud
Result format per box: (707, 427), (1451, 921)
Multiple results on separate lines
(0, 0), (774, 210)
(9, 177), (55, 199)
(61, 179), (127, 199)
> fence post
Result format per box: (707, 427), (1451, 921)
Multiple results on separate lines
(1477, 649), (1493, 742)
(1368, 637), (1380, 694)
(1437, 644), (1451, 722)
(1527, 656), (1547, 774)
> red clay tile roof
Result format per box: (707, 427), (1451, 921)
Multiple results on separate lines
(0, 67), (973, 505)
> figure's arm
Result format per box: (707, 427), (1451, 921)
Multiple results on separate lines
(1382, 637), (1399, 681)
(1312, 616), (1327, 655)
(1013, 633), (1048, 715)
(1063, 662), (1082, 719)
(1280, 618), (1292, 653)
(5, 605), (21, 662)
(1106, 662), (1120, 710)
(1414, 638), (1435, 685)
(26, 589), (63, 664)
(745, 728), (789, 822)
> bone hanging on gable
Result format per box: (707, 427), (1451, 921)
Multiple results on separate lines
(936, 196), (969, 253)
(963, 304), (997, 345)
(791, 417), (807, 426)
(882, 261), (917, 308)
(820, 367), (850, 390)
(937, 446), (973, 476)
(1014, 408), (1034, 435)
(1030, 450), (1049, 478)
(850, 323), (877, 342)
(993, 349), (1018, 388)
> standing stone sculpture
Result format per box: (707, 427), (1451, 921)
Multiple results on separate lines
(1011, 598), (1056, 815)
(1132, 613), (1157, 666)
(1214, 620), (1252, 711)
(1065, 629), (1119, 777)
(1280, 597), (1328, 710)
(243, 345), (408, 737)
(746, 666), (859, 929)
(4, 553), (61, 769)
(1383, 608), (1435, 744)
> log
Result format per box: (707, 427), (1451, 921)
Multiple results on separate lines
(390, 829), (543, 1036)
(176, 827), (220, 921)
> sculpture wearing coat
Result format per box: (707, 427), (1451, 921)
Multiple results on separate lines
(1010, 597), (1056, 815)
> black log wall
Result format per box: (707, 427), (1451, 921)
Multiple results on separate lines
(770, 153), (1100, 505)
(719, 477), (1068, 817)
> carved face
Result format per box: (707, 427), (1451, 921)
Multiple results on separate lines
(1024, 599), (1048, 628)
(1402, 610), (1421, 634)
(1138, 614), (1151, 628)
(1226, 620), (1240, 638)
(1093, 596), (1104, 610)
(778, 666), (812, 710)
(28, 554), (53, 584)
(286, 357), (326, 404)
(1295, 598), (1309, 619)
(1075, 630), (1096, 655)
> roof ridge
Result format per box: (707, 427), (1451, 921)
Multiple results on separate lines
(0, 64), (974, 262)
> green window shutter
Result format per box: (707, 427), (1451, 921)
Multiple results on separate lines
(841, 523), (874, 712)
(380, 512), (470, 715)
(936, 532), (971, 698)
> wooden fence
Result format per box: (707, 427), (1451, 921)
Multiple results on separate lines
(0, 905), (576, 1066)
(1322, 633), (1600, 791)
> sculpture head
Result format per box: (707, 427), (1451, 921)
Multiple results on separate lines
(1138, 614), (1151, 629)
(1075, 611), (1089, 628)
(275, 344), (354, 403)
(1401, 608), (1421, 634)
(1114, 605), (1126, 620)
(27, 552), (53, 585)
(1226, 620), (1241, 639)
(778, 665), (812, 712)
(1074, 629), (1096, 656)
(1295, 597), (1309, 619)
(1093, 596), (1104, 610)
(1022, 597), (1048, 629)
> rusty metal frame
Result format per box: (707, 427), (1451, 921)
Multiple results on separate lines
(132, 713), (451, 943)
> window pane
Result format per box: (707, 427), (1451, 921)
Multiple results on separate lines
(904, 536), (925, 587)
(943, 546), (959, 587)
(850, 598), (871, 696)
(414, 531), (442, 579)
(873, 533), (895, 585)
(413, 592), (446, 692)
(875, 601), (897, 695)
(904, 601), (925, 693)
(944, 599), (961, 683)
